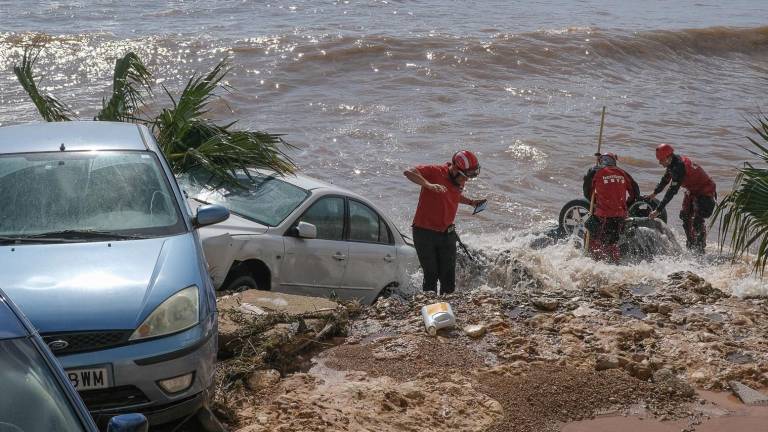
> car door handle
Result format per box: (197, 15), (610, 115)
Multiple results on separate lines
(333, 252), (347, 261)
(384, 254), (394, 262)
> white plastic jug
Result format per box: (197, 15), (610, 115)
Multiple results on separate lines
(421, 302), (456, 336)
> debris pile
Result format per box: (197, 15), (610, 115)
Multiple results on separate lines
(211, 266), (768, 431)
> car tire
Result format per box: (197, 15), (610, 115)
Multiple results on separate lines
(558, 199), (591, 236)
(222, 275), (259, 292)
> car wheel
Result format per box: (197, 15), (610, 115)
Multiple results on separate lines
(223, 275), (259, 292)
(558, 199), (591, 236)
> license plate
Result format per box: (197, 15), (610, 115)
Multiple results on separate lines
(67, 367), (109, 390)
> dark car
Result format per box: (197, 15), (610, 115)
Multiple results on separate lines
(0, 288), (147, 432)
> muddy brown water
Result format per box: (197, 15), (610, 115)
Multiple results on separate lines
(562, 390), (768, 432)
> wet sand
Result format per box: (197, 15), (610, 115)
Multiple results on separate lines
(562, 390), (768, 432)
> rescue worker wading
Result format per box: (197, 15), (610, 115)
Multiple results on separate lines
(583, 153), (640, 263)
(648, 143), (717, 254)
(404, 150), (486, 294)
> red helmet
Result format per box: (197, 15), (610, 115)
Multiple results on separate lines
(655, 143), (674, 161)
(452, 150), (480, 178)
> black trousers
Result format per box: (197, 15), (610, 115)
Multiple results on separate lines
(412, 226), (457, 294)
(680, 193), (716, 254)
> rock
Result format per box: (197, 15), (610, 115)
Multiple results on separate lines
(653, 368), (696, 397)
(464, 324), (486, 338)
(625, 362), (653, 381)
(729, 381), (768, 406)
(572, 305), (598, 317)
(598, 284), (623, 299)
(595, 354), (621, 371)
(532, 297), (559, 311)
(246, 369), (281, 391)
(628, 322), (655, 340)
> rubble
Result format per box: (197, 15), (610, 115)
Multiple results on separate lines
(210, 267), (768, 432)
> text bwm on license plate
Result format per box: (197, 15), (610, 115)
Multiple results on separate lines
(67, 367), (109, 390)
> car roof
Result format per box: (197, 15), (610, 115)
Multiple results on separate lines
(0, 288), (29, 340)
(0, 121), (150, 154)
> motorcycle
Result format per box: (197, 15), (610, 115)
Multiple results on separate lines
(554, 197), (681, 260)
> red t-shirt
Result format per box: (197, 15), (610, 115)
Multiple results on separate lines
(412, 164), (462, 232)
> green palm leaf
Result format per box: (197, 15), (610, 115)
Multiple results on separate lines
(13, 46), (75, 122)
(715, 115), (768, 275)
(152, 59), (295, 185)
(14, 48), (295, 186)
(96, 52), (153, 122)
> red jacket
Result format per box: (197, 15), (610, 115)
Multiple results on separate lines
(586, 166), (639, 218)
(680, 156), (716, 197)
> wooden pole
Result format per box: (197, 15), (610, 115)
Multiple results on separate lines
(584, 106), (606, 254)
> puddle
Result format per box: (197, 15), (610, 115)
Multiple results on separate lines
(726, 351), (755, 364)
(620, 302), (646, 320)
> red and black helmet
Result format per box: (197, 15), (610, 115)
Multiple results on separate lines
(452, 150), (480, 178)
(655, 143), (674, 161)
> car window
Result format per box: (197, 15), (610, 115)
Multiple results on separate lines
(349, 200), (384, 243)
(0, 337), (88, 432)
(0, 151), (185, 239)
(379, 217), (393, 244)
(180, 171), (309, 227)
(298, 197), (345, 240)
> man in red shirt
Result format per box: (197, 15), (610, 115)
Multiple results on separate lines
(404, 150), (486, 294)
(583, 153), (640, 263)
(648, 143), (717, 254)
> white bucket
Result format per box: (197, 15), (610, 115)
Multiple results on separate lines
(421, 302), (456, 336)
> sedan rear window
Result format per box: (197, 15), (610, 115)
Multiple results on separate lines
(181, 171), (309, 227)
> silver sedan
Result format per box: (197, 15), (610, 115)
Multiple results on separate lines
(183, 169), (419, 304)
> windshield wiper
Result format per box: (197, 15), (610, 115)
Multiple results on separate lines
(19, 230), (150, 241)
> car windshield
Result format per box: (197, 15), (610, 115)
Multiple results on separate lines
(0, 337), (88, 432)
(0, 151), (185, 240)
(181, 171), (309, 227)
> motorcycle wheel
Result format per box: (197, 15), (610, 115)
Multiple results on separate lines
(558, 199), (591, 236)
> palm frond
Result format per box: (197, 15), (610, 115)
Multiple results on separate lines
(715, 114), (768, 275)
(96, 52), (153, 122)
(151, 59), (295, 185)
(13, 46), (75, 122)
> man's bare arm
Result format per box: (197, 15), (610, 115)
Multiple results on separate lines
(404, 168), (446, 193)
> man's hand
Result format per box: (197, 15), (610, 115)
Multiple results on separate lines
(646, 193), (657, 201)
(649, 210), (658, 220)
(472, 198), (487, 207)
(428, 183), (447, 193)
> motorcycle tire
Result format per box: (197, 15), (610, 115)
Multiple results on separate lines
(558, 199), (591, 236)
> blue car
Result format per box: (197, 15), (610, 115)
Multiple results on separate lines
(0, 122), (229, 427)
(0, 287), (148, 432)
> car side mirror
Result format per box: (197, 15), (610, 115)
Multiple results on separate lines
(106, 413), (148, 432)
(194, 204), (230, 228)
(296, 221), (317, 239)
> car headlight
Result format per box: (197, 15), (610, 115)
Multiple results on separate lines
(130, 286), (199, 341)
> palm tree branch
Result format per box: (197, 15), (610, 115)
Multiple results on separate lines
(13, 46), (75, 122)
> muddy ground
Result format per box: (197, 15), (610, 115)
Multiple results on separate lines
(202, 253), (768, 432)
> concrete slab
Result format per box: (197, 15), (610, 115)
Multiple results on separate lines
(218, 289), (339, 316)
(729, 381), (768, 406)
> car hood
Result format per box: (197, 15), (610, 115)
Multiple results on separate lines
(0, 235), (201, 333)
